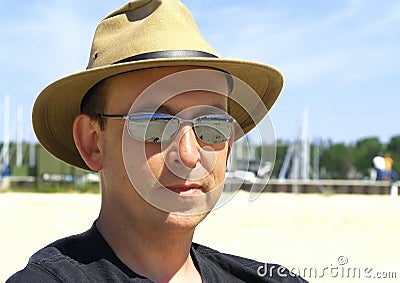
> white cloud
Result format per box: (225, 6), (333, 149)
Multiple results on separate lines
(195, 0), (400, 88)
(0, 1), (126, 141)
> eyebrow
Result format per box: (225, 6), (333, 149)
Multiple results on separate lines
(155, 105), (175, 115)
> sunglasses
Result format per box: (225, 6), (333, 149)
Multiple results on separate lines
(99, 113), (234, 144)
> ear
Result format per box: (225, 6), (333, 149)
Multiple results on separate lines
(73, 114), (103, 171)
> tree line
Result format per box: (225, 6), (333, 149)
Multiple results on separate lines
(2, 136), (400, 180)
(255, 135), (400, 180)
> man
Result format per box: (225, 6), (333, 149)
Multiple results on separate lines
(383, 154), (398, 183)
(8, 0), (307, 282)
(373, 154), (386, 181)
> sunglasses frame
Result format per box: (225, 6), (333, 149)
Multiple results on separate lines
(97, 112), (235, 144)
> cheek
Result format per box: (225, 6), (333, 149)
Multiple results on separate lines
(101, 132), (132, 190)
(209, 147), (229, 178)
(145, 148), (165, 177)
(122, 140), (165, 187)
(102, 131), (123, 170)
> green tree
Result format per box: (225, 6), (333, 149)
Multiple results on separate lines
(255, 140), (288, 178)
(353, 137), (383, 176)
(319, 142), (353, 179)
(386, 135), (400, 174)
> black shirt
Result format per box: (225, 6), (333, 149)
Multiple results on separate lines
(7, 223), (308, 282)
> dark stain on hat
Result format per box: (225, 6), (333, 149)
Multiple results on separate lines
(126, 0), (162, 22)
(106, 0), (162, 22)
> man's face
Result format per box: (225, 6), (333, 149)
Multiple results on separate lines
(98, 66), (232, 230)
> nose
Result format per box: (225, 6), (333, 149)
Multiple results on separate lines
(163, 124), (217, 180)
(175, 125), (201, 169)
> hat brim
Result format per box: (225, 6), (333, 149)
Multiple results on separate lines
(33, 58), (283, 170)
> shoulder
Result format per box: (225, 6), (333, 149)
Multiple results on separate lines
(7, 225), (146, 282)
(192, 243), (308, 283)
(6, 243), (132, 282)
(7, 226), (110, 282)
(6, 247), (81, 282)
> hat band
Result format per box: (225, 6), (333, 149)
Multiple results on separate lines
(115, 50), (218, 64)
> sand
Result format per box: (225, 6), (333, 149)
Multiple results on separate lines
(0, 191), (399, 283)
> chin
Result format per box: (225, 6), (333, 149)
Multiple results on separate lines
(163, 210), (210, 231)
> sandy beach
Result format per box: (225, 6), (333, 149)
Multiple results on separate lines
(0, 191), (399, 282)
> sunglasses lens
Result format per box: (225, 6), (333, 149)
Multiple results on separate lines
(127, 114), (233, 144)
(194, 116), (233, 144)
(127, 114), (178, 143)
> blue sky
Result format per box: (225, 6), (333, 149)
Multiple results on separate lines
(0, 0), (399, 145)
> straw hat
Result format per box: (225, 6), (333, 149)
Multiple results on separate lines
(32, 0), (283, 170)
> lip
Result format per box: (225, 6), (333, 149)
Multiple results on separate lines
(164, 184), (204, 196)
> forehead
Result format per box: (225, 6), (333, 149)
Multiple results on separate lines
(105, 66), (229, 113)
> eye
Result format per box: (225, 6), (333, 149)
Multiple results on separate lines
(145, 137), (161, 144)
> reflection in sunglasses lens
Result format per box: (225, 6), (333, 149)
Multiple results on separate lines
(127, 114), (232, 144)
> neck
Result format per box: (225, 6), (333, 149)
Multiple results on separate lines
(96, 199), (202, 282)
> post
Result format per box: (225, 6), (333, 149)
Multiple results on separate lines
(1, 94), (10, 176)
(390, 182), (398, 198)
(16, 106), (24, 167)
